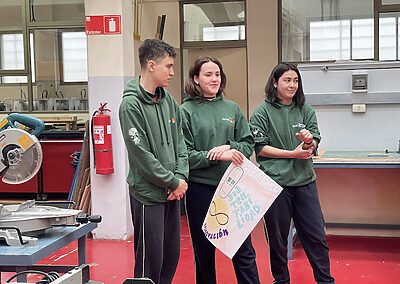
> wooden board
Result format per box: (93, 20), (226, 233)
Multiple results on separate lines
(35, 115), (79, 130)
(69, 121), (90, 208)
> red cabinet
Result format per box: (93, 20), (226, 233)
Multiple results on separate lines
(0, 176), (38, 193)
(40, 139), (83, 194)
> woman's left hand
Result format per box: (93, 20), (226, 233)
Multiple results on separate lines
(207, 145), (231, 161)
(293, 143), (314, 159)
(218, 149), (244, 165)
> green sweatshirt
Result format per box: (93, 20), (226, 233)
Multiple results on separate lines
(119, 77), (189, 205)
(180, 95), (254, 186)
(249, 99), (321, 187)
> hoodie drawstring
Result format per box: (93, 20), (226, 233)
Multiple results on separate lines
(159, 106), (170, 145)
(154, 104), (170, 145)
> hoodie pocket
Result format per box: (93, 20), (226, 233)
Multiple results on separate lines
(265, 159), (290, 179)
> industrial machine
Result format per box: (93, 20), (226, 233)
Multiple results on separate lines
(0, 114), (101, 245)
(0, 200), (101, 246)
(0, 113), (44, 185)
(0, 114), (102, 283)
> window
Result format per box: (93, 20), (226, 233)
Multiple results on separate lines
(309, 20), (350, 61)
(30, 0), (85, 23)
(280, 0), (374, 62)
(352, 19), (374, 59)
(1, 34), (24, 70)
(281, 0), (400, 62)
(379, 13), (400, 60)
(61, 32), (88, 82)
(0, 0), (87, 113)
(180, 1), (247, 116)
(1, 33), (37, 84)
(0, 33), (26, 83)
(182, 1), (246, 43)
(203, 25), (245, 41)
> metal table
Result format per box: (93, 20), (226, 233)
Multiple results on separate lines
(0, 222), (97, 282)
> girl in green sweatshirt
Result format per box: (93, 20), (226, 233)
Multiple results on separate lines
(250, 63), (335, 284)
(180, 56), (260, 284)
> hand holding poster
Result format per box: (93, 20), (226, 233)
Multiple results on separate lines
(202, 158), (283, 259)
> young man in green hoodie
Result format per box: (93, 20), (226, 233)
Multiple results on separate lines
(119, 39), (189, 284)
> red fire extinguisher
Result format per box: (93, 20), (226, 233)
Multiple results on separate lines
(92, 103), (114, 174)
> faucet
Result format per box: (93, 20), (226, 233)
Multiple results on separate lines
(20, 89), (27, 99)
(55, 90), (64, 98)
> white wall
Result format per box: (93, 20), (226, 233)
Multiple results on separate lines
(85, 0), (134, 240)
(300, 62), (400, 151)
(315, 104), (400, 151)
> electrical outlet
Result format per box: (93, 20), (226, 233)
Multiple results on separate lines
(352, 104), (366, 113)
(352, 71), (368, 93)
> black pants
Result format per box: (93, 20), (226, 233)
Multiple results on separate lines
(185, 181), (260, 284)
(264, 181), (335, 284)
(130, 194), (181, 284)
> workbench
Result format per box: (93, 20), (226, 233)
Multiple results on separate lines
(0, 222), (97, 282)
(288, 151), (400, 259)
(314, 150), (400, 168)
(314, 150), (400, 234)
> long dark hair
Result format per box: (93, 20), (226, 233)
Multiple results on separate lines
(185, 56), (227, 98)
(265, 62), (305, 105)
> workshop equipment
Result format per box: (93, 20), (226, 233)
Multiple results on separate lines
(0, 115), (102, 284)
(0, 200), (101, 246)
(0, 113), (45, 184)
(5, 264), (103, 283)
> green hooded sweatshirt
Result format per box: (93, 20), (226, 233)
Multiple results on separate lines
(180, 95), (254, 186)
(249, 99), (321, 187)
(119, 77), (189, 205)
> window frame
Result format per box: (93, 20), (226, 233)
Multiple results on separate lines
(179, 0), (247, 98)
(0, 0), (86, 112)
(278, 0), (400, 63)
(179, 0), (247, 49)
(59, 29), (88, 84)
(0, 31), (28, 84)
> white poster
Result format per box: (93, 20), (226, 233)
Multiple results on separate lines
(202, 158), (283, 259)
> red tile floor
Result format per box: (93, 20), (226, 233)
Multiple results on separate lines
(2, 217), (400, 283)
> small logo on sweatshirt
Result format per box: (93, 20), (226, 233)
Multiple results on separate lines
(292, 123), (305, 129)
(251, 127), (265, 138)
(169, 117), (176, 124)
(129, 127), (140, 145)
(222, 117), (235, 123)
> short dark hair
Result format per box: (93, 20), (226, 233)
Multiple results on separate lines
(265, 62), (305, 105)
(138, 39), (176, 69)
(185, 56), (227, 98)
